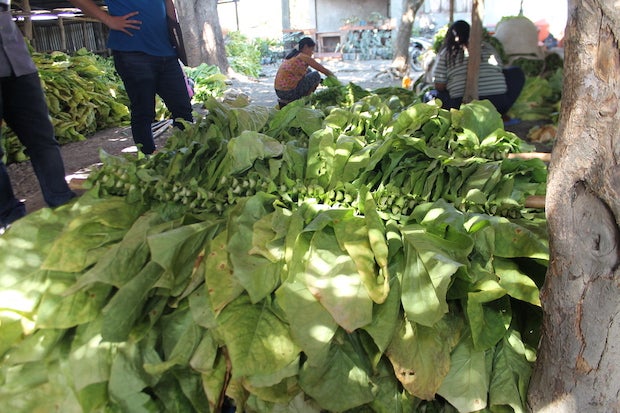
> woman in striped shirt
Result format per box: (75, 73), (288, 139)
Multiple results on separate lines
(431, 20), (525, 117)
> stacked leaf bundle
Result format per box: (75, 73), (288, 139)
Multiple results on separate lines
(0, 91), (548, 412)
(1, 48), (130, 164)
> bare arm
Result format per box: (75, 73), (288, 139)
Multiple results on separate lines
(68, 0), (141, 36)
(165, 0), (177, 20)
(300, 54), (335, 78)
(434, 82), (447, 91)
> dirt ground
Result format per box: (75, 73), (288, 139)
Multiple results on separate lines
(7, 59), (542, 216)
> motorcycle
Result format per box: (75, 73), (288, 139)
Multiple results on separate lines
(409, 37), (433, 72)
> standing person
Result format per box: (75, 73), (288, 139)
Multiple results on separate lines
(431, 20), (525, 118)
(274, 37), (336, 108)
(68, 0), (193, 155)
(0, 0), (76, 231)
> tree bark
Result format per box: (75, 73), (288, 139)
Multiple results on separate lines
(527, 0), (620, 411)
(462, 0), (483, 104)
(175, 0), (230, 73)
(391, 0), (424, 75)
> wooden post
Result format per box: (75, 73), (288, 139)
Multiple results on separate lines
(449, 0), (455, 24)
(462, 0), (483, 104)
(22, 0), (33, 41)
(58, 16), (67, 52)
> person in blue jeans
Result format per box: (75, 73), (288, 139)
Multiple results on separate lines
(0, 0), (76, 231)
(69, 0), (193, 155)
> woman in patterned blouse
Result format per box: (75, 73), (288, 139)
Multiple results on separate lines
(274, 37), (336, 107)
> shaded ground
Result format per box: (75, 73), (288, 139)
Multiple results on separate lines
(7, 58), (548, 216)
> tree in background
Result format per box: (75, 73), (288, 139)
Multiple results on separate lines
(391, 0), (425, 75)
(527, 0), (620, 410)
(175, 0), (230, 74)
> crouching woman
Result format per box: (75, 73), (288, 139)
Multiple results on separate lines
(274, 37), (336, 107)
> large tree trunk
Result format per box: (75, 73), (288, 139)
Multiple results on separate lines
(391, 0), (425, 75)
(527, 0), (620, 411)
(175, 0), (230, 73)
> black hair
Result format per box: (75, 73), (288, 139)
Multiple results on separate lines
(442, 20), (470, 68)
(285, 36), (316, 59)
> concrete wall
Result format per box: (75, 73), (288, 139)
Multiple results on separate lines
(315, 0), (390, 33)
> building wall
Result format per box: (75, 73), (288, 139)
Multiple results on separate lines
(315, 0), (390, 33)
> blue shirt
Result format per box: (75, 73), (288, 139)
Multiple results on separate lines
(105, 0), (175, 57)
(0, 11), (37, 77)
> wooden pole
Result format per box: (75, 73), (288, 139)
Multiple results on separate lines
(449, 0), (455, 24)
(462, 0), (483, 104)
(58, 16), (67, 52)
(22, 0), (33, 41)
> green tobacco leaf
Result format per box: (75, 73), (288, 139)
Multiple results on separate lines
(370, 357), (420, 413)
(101, 261), (164, 342)
(401, 225), (466, 327)
(232, 104), (271, 132)
(246, 391), (322, 413)
(42, 196), (143, 272)
(386, 315), (462, 400)
(489, 331), (532, 413)
(333, 211), (389, 304)
(275, 278), (338, 362)
(299, 331), (374, 412)
(466, 214), (549, 261)
(328, 135), (365, 188)
(305, 127), (337, 186)
(302, 211), (374, 332)
(0, 357), (84, 413)
(437, 333), (490, 413)
(148, 218), (221, 296)
(227, 130), (284, 174)
(200, 351), (230, 410)
(228, 194), (282, 303)
(452, 100), (503, 145)
(108, 341), (161, 413)
(68, 320), (114, 393)
(363, 275), (402, 356)
(391, 101), (440, 135)
(2, 328), (64, 366)
(188, 282), (218, 329)
(204, 229), (245, 314)
(465, 287), (511, 351)
(215, 295), (300, 378)
(36, 277), (110, 329)
(67, 212), (171, 292)
(144, 304), (203, 376)
(494, 258), (541, 306)
(0, 205), (73, 282)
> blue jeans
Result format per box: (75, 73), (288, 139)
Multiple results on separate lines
(429, 67), (526, 115)
(0, 72), (76, 226)
(113, 51), (193, 154)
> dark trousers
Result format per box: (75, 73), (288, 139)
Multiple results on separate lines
(113, 51), (193, 154)
(275, 70), (321, 103)
(0, 72), (76, 226)
(432, 67), (526, 115)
